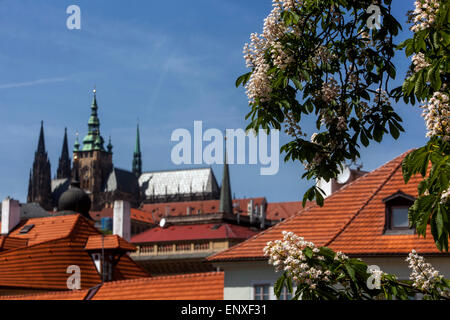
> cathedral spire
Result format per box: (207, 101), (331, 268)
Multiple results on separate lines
(82, 88), (104, 151)
(57, 127), (71, 179)
(132, 122), (142, 177)
(37, 120), (46, 155)
(219, 137), (232, 214)
(28, 121), (52, 210)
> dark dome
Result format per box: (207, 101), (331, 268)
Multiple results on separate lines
(58, 180), (92, 218)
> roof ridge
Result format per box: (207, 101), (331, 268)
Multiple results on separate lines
(141, 167), (212, 174)
(324, 151), (407, 247)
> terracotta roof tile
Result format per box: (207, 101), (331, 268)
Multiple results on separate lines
(0, 289), (89, 300)
(0, 214), (150, 290)
(0, 272), (224, 300)
(131, 223), (257, 243)
(90, 208), (156, 225)
(140, 198), (266, 220)
(92, 272), (224, 300)
(208, 151), (444, 262)
(84, 235), (137, 252)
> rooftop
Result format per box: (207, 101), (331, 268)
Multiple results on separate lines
(0, 272), (224, 300)
(131, 223), (258, 243)
(208, 151), (446, 262)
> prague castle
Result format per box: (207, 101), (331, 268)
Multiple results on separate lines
(27, 89), (222, 212)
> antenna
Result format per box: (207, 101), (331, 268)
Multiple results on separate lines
(336, 165), (351, 184)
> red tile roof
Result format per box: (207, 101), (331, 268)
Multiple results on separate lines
(90, 208), (156, 224)
(131, 223), (257, 243)
(0, 289), (90, 300)
(208, 151), (446, 262)
(0, 236), (28, 251)
(91, 272), (224, 300)
(0, 272), (224, 300)
(140, 198), (266, 220)
(0, 214), (149, 290)
(265, 201), (311, 220)
(84, 235), (137, 252)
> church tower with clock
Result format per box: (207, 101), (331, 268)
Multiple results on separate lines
(72, 89), (114, 210)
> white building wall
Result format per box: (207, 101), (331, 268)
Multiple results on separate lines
(217, 256), (450, 300)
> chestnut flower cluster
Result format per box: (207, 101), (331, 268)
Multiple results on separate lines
(264, 231), (340, 289)
(312, 46), (336, 65)
(320, 78), (340, 103)
(409, 0), (440, 32)
(243, 1), (301, 104)
(421, 91), (450, 140)
(374, 88), (391, 107)
(411, 52), (431, 72)
(406, 250), (448, 297)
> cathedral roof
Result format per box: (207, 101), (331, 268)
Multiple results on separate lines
(104, 167), (139, 194)
(139, 167), (219, 197)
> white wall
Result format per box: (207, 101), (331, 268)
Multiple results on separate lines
(216, 256), (450, 300)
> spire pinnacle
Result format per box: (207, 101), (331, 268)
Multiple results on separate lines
(132, 122), (142, 177)
(219, 136), (232, 214)
(57, 127), (71, 179)
(37, 120), (46, 154)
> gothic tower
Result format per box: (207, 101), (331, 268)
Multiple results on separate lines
(72, 89), (113, 210)
(132, 123), (142, 177)
(56, 127), (71, 179)
(27, 121), (53, 210)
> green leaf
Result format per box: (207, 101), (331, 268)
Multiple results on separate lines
(389, 121), (400, 139)
(304, 247), (313, 259)
(235, 72), (252, 88)
(274, 273), (286, 298)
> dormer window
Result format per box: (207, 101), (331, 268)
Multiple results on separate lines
(390, 206), (409, 228)
(383, 191), (415, 234)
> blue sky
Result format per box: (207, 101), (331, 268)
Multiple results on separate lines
(0, 0), (425, 203)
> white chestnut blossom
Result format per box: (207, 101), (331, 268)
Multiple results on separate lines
(410, 0), (440, 32)
(243, 0), (308, 103)
(320, 78), (340, 103)
(264, 231), (334, 289)
(411, 52), (431, 72)
(406, 250), (447, 295)
(421, 91), (450, 140)
(374, 88), (391, 106)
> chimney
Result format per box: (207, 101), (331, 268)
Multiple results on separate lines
(1, 198), (21, 235)
(113, 200), (131, 241)
(248, 200), (254, 224)
(260, 204), (266, 229)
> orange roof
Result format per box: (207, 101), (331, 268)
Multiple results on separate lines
(85, 235), (137, 252)
(208, 151), (445, 262)
(265, 201), (311, 220)
(131, 223), (257, 243)
(0, 236), (28, 251)
(140, 198), (266, 220)
(0, 214), (150, 290)
(90, 208), (156, 225)
(91, 272), (224, 300)
(0, 272), (224, 300)
(0, 289), (90, 300)
(5, 215), (81, 246)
